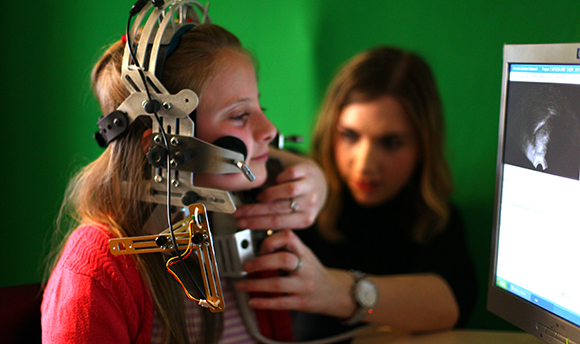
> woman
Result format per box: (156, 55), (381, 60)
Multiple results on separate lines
(41, 18), (326, 344)
(235, 46), (478, 340)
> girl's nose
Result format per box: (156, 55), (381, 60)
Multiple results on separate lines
(254, 111), (277, 144)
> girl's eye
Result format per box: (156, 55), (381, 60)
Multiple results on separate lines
(231, 113), (249, 121)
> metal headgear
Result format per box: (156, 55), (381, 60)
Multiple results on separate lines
(94, 0), (255, 214)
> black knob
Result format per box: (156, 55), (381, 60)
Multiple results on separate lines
(143, 99), (161, 114)
(146, 145), (167, 167)
(94, 131), (107, 148)
(181, 191), (199, 205)
(191, 233), (203, 245)
(155, 236), (168, 247)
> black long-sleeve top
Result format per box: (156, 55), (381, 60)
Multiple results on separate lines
(293, 189), (478, 342)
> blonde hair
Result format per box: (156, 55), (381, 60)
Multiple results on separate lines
(47, 24), (248, 344)
(312, 46), (452, 245)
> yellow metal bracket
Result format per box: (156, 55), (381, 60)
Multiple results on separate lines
(108, 204), (224, 312)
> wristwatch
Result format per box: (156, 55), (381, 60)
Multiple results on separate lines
(343, 270), (379, 326)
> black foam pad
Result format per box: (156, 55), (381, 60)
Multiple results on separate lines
(212, 136), (248, 159)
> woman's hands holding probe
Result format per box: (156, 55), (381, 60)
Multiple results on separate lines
(233, 229), (356, 318)
(234, 230), (461, 331)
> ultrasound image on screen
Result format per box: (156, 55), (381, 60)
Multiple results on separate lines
(504, 82), (580, 180)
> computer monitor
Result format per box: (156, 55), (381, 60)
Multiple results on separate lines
(488, 43), (580, 344)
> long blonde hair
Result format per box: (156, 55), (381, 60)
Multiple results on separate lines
(312, 46), (452, 245)
(47, 24), (248, 344)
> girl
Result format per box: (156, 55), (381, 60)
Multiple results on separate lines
(41, 20), (326, 344)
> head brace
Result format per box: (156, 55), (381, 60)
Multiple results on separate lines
(94, 0), (255, 213)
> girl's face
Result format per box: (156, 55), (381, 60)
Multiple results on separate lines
(333, 96), (420, 207)
(194, 50), (276, 192)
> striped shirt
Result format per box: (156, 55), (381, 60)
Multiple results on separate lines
(151, 279), (256, 344)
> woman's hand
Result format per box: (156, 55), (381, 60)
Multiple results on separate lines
(232, 149), (328, 230)
(234, 230), (355, 318)
(234, 230), (460, 330)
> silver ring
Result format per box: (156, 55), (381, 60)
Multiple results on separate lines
(290, 199), (298, 212)
(290, 255), (303, 273)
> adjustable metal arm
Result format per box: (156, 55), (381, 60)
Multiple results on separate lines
(109, 203), (225, 312)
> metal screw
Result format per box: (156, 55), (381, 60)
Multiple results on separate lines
(171, 179), (180, 187)
(154, 175), (163, 183)
(170, 137), (179, 146)
(153, 135), (162, 144)
(163, 102), (172, 110)
(170, 159), (178, 168)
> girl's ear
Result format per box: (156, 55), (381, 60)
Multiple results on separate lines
(142, 129), (152, 154)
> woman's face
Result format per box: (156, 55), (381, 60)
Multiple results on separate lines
(194, 50), (276, 192)
(334, 96), (420, 207)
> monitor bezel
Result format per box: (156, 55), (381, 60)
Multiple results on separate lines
(487, 42), (580, 343)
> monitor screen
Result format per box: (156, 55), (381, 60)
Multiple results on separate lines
(488, 43), (580, 344)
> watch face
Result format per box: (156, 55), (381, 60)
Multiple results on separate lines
(356, 279), (378, 308)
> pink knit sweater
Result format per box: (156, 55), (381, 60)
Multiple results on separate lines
(42, 225), (153, 343)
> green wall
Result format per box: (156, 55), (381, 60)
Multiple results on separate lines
(2, 0), (580, 331)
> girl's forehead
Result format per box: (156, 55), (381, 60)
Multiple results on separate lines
(215, 48), (253, 68)
(196, 51), (258, 116)
(202, 50), (254, 87)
